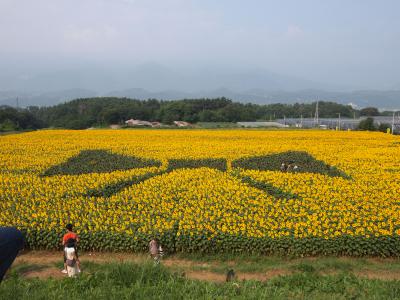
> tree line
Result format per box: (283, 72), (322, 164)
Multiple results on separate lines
(0, 106), (44, 131)
(0, 97), (394, 130)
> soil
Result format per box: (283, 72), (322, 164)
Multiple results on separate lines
(23, 268), (65, 280)
(355, 270), (400, 281)
(11, 251), (400, 283)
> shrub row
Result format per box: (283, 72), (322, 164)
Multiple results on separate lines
(167, 158), (227, 172)
(21, 227), (400, 257)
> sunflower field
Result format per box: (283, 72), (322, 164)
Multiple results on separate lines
(1, 129), (399, 256)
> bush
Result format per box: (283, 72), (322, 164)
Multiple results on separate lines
(378, 123), (391, 133)
(0, 119), (18, 131)
(358, 117), (376, 131)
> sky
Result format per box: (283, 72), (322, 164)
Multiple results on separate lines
(1, 0), (400, 91)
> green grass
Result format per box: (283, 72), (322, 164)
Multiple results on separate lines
(0, 130), (35, 136)
(171, 253), (400, 275)
(197, 122), (240, 129)
(1, 261), (400, 300)
(9, 263), (49, 276)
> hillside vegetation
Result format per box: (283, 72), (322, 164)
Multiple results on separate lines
(2, 98), (361, 129)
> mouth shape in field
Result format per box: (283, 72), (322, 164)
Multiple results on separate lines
(42, 149), (349, 199)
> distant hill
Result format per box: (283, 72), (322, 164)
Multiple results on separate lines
(105, 88), (192, 101)
(0, 89), (98, 107)
(100, 88), (400, 110)
(1, 88), (399, 110)
(230, 89), (400, 110)
(0, 64), (329, 95)
(1, 63), (399, 109)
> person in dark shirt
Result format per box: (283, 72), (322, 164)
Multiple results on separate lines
(0, 227), (24, 282)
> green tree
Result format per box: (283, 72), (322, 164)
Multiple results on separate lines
(360, 107), (379, 116)
(378, 123), (391, 133)
(358, 117), (376, 131)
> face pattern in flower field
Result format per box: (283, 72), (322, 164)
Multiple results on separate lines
(0, 130), (399, 255)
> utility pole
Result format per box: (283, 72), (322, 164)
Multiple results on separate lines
(301, 114), (303, 128)
(337, 113), (341, 130)
(314, 100), (319, 127)
(392, 112), (396, 135)
(16, 97), (19, 109)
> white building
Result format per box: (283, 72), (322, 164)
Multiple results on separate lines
(125, 119), (153, 127)
(237, 121), (288, 128)
(173, 121), (191, 127)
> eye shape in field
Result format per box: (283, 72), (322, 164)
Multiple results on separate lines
(232, 151), (349, 179)
(41, 149), (162, 176)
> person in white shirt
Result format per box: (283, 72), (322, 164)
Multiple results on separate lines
(64, 239), (79, 277)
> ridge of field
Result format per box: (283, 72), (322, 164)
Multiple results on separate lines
(2, 251), (400, 300)
(9, 250), (400, 281)
(0, 129), (399, 255)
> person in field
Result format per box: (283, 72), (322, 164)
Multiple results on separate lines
(286, 161), (299, 172)
(61, 223), (81, 274)
(149, 238), (163, 264)
(64, 238), (79, 277)
(0, 227), (24, 282)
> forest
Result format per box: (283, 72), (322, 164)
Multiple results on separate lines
(0, 97), (391, 130)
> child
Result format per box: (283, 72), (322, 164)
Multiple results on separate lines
(61, 223), (80, 274)
(149, 238), (162, 264)
(64, 239), (79, 277)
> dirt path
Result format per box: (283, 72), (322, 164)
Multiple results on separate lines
(184, 269), (291, 283)
(13, 251), (288, 282)
(16, 250), (147, 264)
(12, 251), (400, 283)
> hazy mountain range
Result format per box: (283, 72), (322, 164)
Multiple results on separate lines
(0, 64), (399, 109)
(1, 87), (400, 110)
